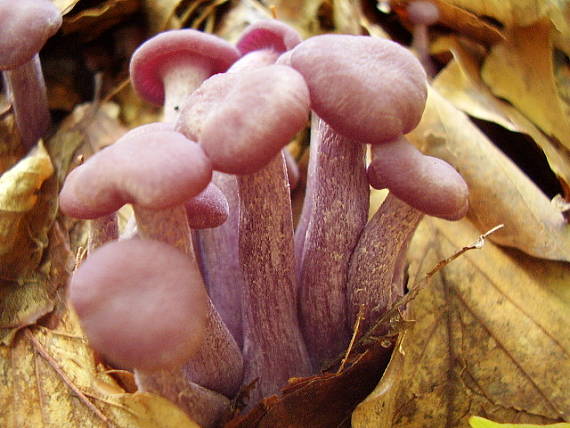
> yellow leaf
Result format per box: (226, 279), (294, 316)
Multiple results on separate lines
(352, 217), (570, 427)
(0, 306), (200, 428)
(0, 142), (57, 279)
(482, 20), (570, 152)
(408, 87), (570, 262)
(469, 415), (570, 428)
(432, 36), (570, 189)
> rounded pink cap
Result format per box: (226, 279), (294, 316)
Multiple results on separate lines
(60, 123), (212, 219)
(368, 136), (468, 220)
(288, 34), (427, 144)
(185, 182), (229, 229)
(129, 30), (239, 106)
(0, 0), (62, 69)
(176, 64), (310, 174)
(237, 19), (302, 55)
(69, 239), (209, 371)
(407, 1), (440, 26)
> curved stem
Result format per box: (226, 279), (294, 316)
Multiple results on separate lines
(133, 205), (244, 398)
(238, 152), (311, 404)
(346, 193), (423, 337)
(297, 114), (369, 369)
(4, 55), (51, 149)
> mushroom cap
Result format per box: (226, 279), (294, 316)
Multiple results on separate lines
(129, 29), (240, 106)
(287, 34), (427, 144)
(176, 64), (310, 174)
(367, 136), (468, 220)
(69, 239), (209, 371)
(0, 0), (62, 69)
(185, 182), (229, 229)
(60, 123), (212, 219)
(407, 1), (440, 26)
(237, 19), (302, 55)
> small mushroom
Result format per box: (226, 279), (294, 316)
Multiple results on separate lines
(285, 34), (428, 367)
(184, 182), (229, 230)
(69, 239), (231, 427)
(0, 0), (61, 149)
(60, 123), (243, 397)
(407, 0), (440, 76)
(129, 29), (239, 121)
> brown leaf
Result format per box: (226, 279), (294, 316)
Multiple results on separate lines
(352, 217), (570, 427)
(482, 19), (570, 153)
(407, 86), (570, 262)
(0, 143), (58, 279)
(432, 36), (570, 189)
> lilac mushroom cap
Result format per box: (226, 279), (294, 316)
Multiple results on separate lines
(69, 239), (209, 371)
(367, 136), (469, 220)
(60, 123), (212, 219)
(237, 19), (302, 55)
(0, 0), (61, 69)
(184, 182), (229, 229)
(407, 1), (440, 26)
(286, 34), (427, 144)
(129, 30), (239, 121)
(176, 64), (310, 174)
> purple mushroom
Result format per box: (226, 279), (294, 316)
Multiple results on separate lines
(0, 0), (61, 149)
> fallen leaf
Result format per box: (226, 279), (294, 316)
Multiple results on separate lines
(482, 19), (570, 153)
(53, 0), (82, 15)
(0, 143), (57, 280)
(432, 36), (570, 189)
(142, 0), (184, 33)
(352, 217), (570, 427)
(469, 416), (570, 428)
(407, 87), (570, 262)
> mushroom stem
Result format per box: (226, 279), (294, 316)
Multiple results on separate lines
(134, 372), (231, 428)
(133, 205), (244, 397)
(161, 56), (211, 122)
(346, 193), (423, 339)
(296, 114), (369, 369)
(87, 213), (118, 254)
(196, 172), (244, 348)
(3, 55), (50, 149)
(238, 152), (311, 402)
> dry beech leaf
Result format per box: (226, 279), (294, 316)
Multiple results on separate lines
(407, 87), (570, 262)
(352, 217), (570, 427)
(53, 0), (82, 15)
(432, 36), (570, 189)
(392, 0), (505, 44)
(143, 0), (184, 33)
(0, 319), (199, 428)
(437, 0), (565, 28)
(470, 416), (570, 428)
(482, 19), (570, 153)
(0, 142), (58, 279)
(61, 0), (140, 41)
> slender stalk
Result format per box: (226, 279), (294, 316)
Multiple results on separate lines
(238, 152), (311, 403)
(346, 194), (423, 336)
(4, 55), (50, 149)
(297, 114), (369, 369)
(196, 172), (244, 348)
(133, 205), (244, 397)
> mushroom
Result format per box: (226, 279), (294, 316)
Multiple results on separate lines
(69, 239), (230, 427)
(175, 21), (312, 402)
(0, 0), (61, 149)
(59, 123), (244, 398)
(407, 0), (440, 76)
(184, 181), (229, 230)
(346, 136), (468, 341)
(285, 34), (428, 367)
(129, 29), (239, 122)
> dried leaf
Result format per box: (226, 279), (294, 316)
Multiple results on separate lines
(142, 0), (184, 33)
(352, 217), (570, 426)
(0, 143), (57, 279)
(53, 0), (82, 15)
(432, 36), (570, 189)
(407, 87), (570, 262)
(469, 416), (570, 428)
(482, 19), (570, 153)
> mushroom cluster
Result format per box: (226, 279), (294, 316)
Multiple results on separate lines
(60, 19), (468, 427)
